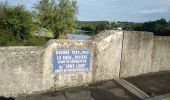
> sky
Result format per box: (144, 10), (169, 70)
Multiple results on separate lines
(1, 0), (170, 22)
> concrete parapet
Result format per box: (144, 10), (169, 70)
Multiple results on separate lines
(0, 30), (124, 97)
(120, 31), (154, 77)
(0, 30), (170, 97)
(0, 47), (45, 96)
(151, 36), (170, 72)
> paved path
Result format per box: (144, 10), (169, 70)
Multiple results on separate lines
(125, 71), (170, 97)
(2, 71), (170, 100)
(12, 80), (139, 100)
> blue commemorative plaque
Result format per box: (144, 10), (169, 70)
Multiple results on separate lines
(52, 48), (91, 73)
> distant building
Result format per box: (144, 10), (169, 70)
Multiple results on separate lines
(117, 27), (123, 30)
(112, 27), (123, 30)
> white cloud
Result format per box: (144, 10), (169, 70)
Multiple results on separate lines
(1, 0), (170, 21)
(140, 7), (170, 14)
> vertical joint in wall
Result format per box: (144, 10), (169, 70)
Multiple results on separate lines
(119, 31), (125, 78)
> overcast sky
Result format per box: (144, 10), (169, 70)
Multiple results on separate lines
(1, 0), (170, 22)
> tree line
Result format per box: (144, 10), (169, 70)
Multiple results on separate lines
(0, 0), (170, 46)
(0, 0), (77, 46)
(78, 19), (170, 36)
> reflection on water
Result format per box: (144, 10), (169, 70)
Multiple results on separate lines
(67, 33), (91, 40)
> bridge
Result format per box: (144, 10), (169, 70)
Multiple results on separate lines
(0, 30), (170, 100)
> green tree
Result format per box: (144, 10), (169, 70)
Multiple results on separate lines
(0, 2), (46, 46)
(33, 0), (56, 28)
(0, 5), (34, 39)
(0, 29), (15, 46)
(34, 0), (78, 39)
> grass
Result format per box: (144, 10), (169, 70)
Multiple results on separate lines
(50, 84), (59, 92)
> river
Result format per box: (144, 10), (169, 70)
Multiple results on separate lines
(37, 29), (93, 40)
(67, 33), (92, 40)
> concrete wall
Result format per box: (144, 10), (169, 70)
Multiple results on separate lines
(0, 30), (170, 97)
(120, 31), (170, 78)
(42, 40), (95, 91)
(92, 30), (123, 80)
(120, 31), (153, 77)
(42, 30), (124, 92)
(0, 30), (123, 97)
(0, 47), (45, 96)
(151, 36), (170, 72)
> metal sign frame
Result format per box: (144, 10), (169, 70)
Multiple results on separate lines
(52, 48), (91, 74)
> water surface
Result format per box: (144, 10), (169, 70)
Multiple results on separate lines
(67, 33), (92, 40)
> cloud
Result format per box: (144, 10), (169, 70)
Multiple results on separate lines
(141, 7), (170, 14)
(1, 0), (170, 22)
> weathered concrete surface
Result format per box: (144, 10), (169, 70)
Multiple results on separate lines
(92, 30), (123, 81)
(0, 30), (170, 97)
(120, 31), (170, 78)
(125, 71), (170, 96)
(0, 47), (45, 97)
(14, 80), (140, 100)
(151, 36), (170, 72)
(120, 31), (154, 77)
(43, 30), (124, 92)
(143, 93), (170, 100)
(0, 30), (123, 97)
(43, 40), (95, 91)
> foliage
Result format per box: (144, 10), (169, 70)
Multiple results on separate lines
(0, 29), (16, 46)
(0, 2), (47, 46)
(77, 21), (112, 32)
(134, 19), (170, 36)
(50, 84), (59, 92)
(23, 36), (48, 46)
(34, 0), (78, 39)
(78, 19), (170, 36)
(0, 29), (48, 46)
(0, 4), (34, 39)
